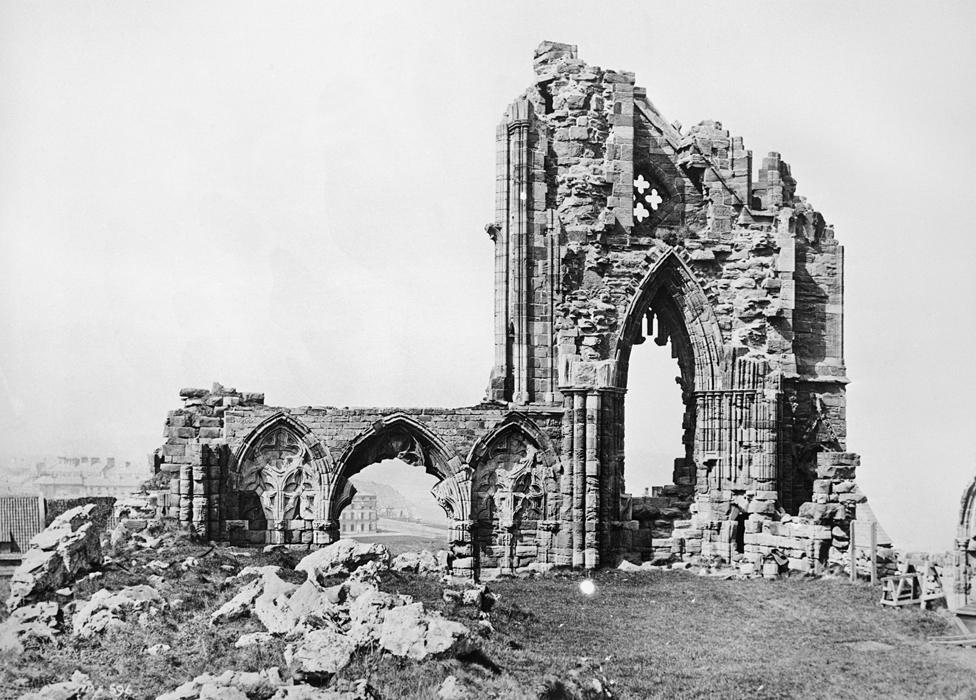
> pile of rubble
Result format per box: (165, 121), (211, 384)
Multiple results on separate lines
(0, 504), (486, 699)
(207, 539), (473, 682)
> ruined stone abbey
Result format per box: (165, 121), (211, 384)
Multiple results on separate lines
(152, 43), (872, 578)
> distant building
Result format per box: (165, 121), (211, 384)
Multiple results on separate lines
(378, 505), (414, 520)
(0, 495), (45, 576)
(339, 493), (378, 535)
(31, 456), (146, 499)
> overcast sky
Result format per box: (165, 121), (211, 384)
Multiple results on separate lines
(1, 2), (974, 551)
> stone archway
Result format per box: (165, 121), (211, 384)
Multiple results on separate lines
(230, 412), (334, 545)
(603, 247), (779, 564)
(328, 414), (473, 572)
(605, 249), (725, 561)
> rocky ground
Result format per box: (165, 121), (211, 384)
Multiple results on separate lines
(3, 506), (976, 699)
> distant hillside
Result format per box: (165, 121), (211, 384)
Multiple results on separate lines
(351, 466), (449, 526)
(351, 478), (412, 512)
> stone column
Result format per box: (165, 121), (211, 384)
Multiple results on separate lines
(178, 462), (192, 528)
(451, 519), (475, 578)
(572, 392), (586, 568)
(311, 519), (332, 545)
(585, 392), (601, 569)
(557, 393), (574, 566)
(508, 105), (531, 405)
(955, 538), (970, 604)
(268, 520), (286, 545)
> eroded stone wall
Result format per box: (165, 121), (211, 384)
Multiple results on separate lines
(150, 41), (883, 578)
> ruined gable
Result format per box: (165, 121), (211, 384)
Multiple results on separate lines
(148, 42), (878, 579)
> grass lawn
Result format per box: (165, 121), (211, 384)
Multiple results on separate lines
(4, 539), (976, 699)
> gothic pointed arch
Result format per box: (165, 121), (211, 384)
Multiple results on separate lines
(613, 247), (726, 392)
(470, 414), (562, 571)
(467, 412), (559, 469)
(327, 413), (463, 522)
(231, 412), (335, 524)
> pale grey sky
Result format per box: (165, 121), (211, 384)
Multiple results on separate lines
(1, 1), (974, 551)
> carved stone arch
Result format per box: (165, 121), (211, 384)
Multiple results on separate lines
(328, 413), (463, 523)
(469, 414), (562, 572)
(467, 412), (559, 470)
(612, 247), (726, 393)
(232, 412), (334, 526)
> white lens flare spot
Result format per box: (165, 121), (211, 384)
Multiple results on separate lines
(579, 579), (596, 596)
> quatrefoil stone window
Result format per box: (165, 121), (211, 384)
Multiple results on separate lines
(633, 174), (664, 223)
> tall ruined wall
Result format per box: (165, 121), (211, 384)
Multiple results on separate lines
(485, 42), (871, 573)
(150, 42), (880, 579)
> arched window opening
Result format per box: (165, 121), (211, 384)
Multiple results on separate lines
(623, 319), (686, 496)
(617, 291), (698, 564)
(338, 458), (450, 552)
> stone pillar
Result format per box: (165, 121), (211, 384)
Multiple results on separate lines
(955, 538), (970, 604)
(311, 519), (332, 545)
(450, 519), (475, 579)
(268, 520), (286, 545)
(585, 392), (601, 569)
(539, 520), (559, 564)
(178, 462), (192, 527)
(557, 393), (574, 566)
(572, 392), (586, 568)
(499, 527), (514, 573)
(508, 102), (531, 405)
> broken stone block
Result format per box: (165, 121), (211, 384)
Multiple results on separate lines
(7, 504), (103, 611)
(296, 539), (390, 583)
(378, 603), (470, 661)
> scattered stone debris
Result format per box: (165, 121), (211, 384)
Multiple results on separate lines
(537, 659), (616, 699)
(443, 582), (497, 613)
(156, 667), (378, 700)
(390, 549), (442, 575)
(6, 504), (103, 610)
(0, 601), (62, 653)
(72, 585), (165, 638)
(206, 540), (476, 683)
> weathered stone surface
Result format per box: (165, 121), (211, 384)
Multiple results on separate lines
(0, 601), (61, 654)
(378, 602), (470, 661)
(391, 549), (440, 574)
(156, 668), (282, 700)
(295, 540), (390, 583)
(7, 505), (103, 610)
(72, 585), (164, 638)
(286, 627), (358, 681)
(235, 631), (275, 649)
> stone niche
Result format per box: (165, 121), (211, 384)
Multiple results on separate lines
(151, 41), (884, 578)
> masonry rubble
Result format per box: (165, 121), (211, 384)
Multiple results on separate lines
(137, 40), (889, 579)
(6, 504), (103, 610)
(207, 539), (472, 679)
